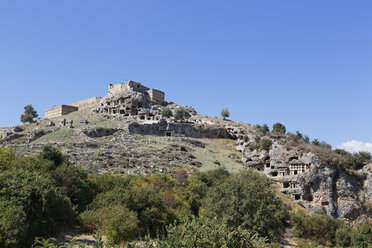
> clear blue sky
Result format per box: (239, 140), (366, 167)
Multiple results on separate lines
(0, 0), (371, 148)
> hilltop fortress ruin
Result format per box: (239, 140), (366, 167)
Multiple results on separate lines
(45, 81), (165, 120)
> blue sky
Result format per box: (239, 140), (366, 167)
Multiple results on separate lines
(0, 0), (371, 149)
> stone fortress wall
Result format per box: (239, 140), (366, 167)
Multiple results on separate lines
(45, 105), (78, 119)
(69, 97), (102, 110)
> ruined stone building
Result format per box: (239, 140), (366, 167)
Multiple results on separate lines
(97, 81), (165, 121)
(45, 105), (78, 119)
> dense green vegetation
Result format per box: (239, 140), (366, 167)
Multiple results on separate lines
(291, 213), (372, 247)
(0, 146), (289, 247)
(1, 146), (371, 247)
(0, 146), (93, 247)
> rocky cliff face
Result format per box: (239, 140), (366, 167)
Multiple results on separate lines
(234, 132), (372, 224)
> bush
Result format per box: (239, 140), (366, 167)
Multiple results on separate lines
(161, 107), (173, 118)
(312, 139), (320, 146)
(97, 205), (139, 244)
(335, 227), (351, 247)
(255, 124), (270, 135)
(204, 170), (288, 239)
(291, 213), (344, 244)
(174, 107), (191, 121)
(137, 217), (271, 248)
(39, 145), (67, 167)
(350, 224), (372, 247)
(335, 149), (372, 169)
(272, 123), (286, 134)
(260, 138), (273, 151)
(0, 147), (15, 170)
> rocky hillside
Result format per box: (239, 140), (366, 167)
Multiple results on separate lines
(1, 81), (371, 226)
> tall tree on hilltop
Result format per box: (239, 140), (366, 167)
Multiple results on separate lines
(20, 104), (38, 123)
(220, 108), (230, 120)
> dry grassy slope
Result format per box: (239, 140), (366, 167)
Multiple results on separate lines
(6, 109), (248, 174)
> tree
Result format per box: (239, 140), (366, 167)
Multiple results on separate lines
(174, 107), (191, 121)
(20, 104), (38, 123)
(204, 169), (288, 239)
(272, 123), (286, 134)
(39, 145), (66, 167)
(256, 124), (270, 135)
(161, 107), (173, 118)
(220, 108), (230, 119)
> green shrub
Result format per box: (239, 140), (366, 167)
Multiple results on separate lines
(260, 138), (273, 151)
(335, 227), (351, 247)
(312, 139), (320, 146)
(0, 147), (15, 170)
(335, 149), (372, 169)
(97, 205), (139, 244)
(137, 217), (272, 248)
(272, 123), (286, 134)
(174, 107), (191, 121)
(291, 213), (344, 244)
(255, 124), (270, 135)
(204, 169), (289, 239)
(38, 145), (67, 167)
(350, 224), (372, 247)
(161, 107), (173, 118)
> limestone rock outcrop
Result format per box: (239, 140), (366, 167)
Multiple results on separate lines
(236, 134), (372, 223)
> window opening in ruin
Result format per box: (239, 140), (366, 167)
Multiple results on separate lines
(166, 131), (172, 137)
(294, 194), (301, 200)
(271, 166), (275, 169)
(283, 182), (290, 188)
(271, 171), (278, 176)
(322, 202), (329, 206)
(294, 170), (298, 175)
(138, 103), (143, 108)
(113, 110), (117, 114)
(140, 115), (145, 120)
(120, 110), (124, 114)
